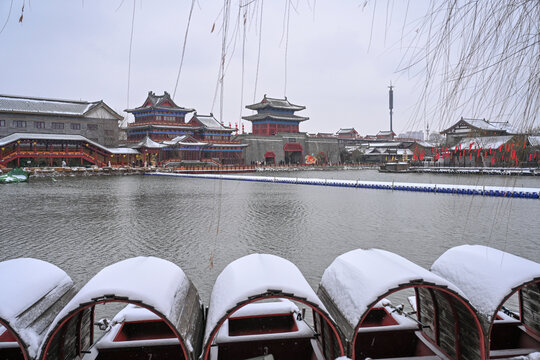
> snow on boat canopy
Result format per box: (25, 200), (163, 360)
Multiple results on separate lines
(0, 258), (74, 360)
(202, 253), (345, 360)
(318, 249), (485, 360)
(38, 257), (204, 360)
(432, 245), (540, 359)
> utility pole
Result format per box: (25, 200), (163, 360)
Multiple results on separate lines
(388, 83), (394, 133)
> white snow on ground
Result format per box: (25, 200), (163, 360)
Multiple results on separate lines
(204, 254), (327, 344)
(432, 245), (540, 318)
(0, 258), (73, 357)
(320, 249), (466, 329)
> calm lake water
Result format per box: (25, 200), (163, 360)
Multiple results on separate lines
(0, 170), (539, 303)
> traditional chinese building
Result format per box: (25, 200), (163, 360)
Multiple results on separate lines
(125, 92), (247, 165)
(0, 94), (122, 146)
(242, 95), (309, 135)
(237, 95), (340, 164)
(441, 117), (516, 147)
(124, 91), (196, 142)
(0, 133), (138, 168)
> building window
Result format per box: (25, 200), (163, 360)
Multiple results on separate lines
(13, 120), (27, 128)
(71, 123), (81, 130)
(34, 121), (45, 128)
(156, 116), (162, 121)
(87, 124), (98, 130)
(51, 122), (64, 129)
(104, 130), (114, 136)
(0, 120), (5, 127)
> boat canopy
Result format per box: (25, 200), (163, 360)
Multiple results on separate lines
(432, 245), (540, 323)
(319, 249), (485, 360)
(319, 249), (464, 332)
(203, 253), (344, 359)
(39, 257), (204, 360)
(0, 258), (74, 359)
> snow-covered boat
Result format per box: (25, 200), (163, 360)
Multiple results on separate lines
(0, 168), (29, 183)
(0, 258), (74, 360)
(432, 245), (540, 359)
(319, 249), (485, 360)
(40, 257), (205, 360)
(202, 254), (345, 360)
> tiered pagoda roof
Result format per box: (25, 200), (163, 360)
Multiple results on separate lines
(245, 95), (306, 111)
(125, 91), (195, 113)
(243, 95), (309, 123)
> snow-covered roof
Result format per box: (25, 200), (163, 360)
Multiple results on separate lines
(0, 258), (73, 358)
(125, 91), (195, 113)
(162, 135), (207, 146)
(246, 95), (306, 111)
(442, 118), (517, 135)
(106, 147), (139, 154)
(451, 136), (514, 150)
(431, 245), (540, 318)
(134, 136), (166, 149)
(413, 141), (436, 148)
(367, 142), (402, 147)
(204, 254), (328, 344)
(320, 249), (465, 330)
(0, 133), (139, 155)
(337, 128), (358, 134)
(529, 136), (540, 147)
(0, 94), (122, 119)
(193, 114), (232, 131)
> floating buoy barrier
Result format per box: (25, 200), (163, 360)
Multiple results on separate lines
(146, 172), (540, 199)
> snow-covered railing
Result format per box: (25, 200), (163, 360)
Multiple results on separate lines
(319, 249), (485, 360)
(38, 257), (204, 360)
(0, 258), (74, 360)
(202, 254), (345, 360)
(147, 172), (540, 199)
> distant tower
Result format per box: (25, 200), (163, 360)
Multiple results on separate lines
(426, 123), (430, 141)
(388, 83), (394, 133)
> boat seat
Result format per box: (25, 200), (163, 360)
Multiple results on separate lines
(489, 348), (539, 359)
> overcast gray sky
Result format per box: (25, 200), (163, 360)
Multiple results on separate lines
(1, 1), (440, 135)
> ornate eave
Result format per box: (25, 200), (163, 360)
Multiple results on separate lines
(242, 114), (309, 122)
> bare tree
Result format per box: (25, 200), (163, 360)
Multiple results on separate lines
(396, 1), (539, 132)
